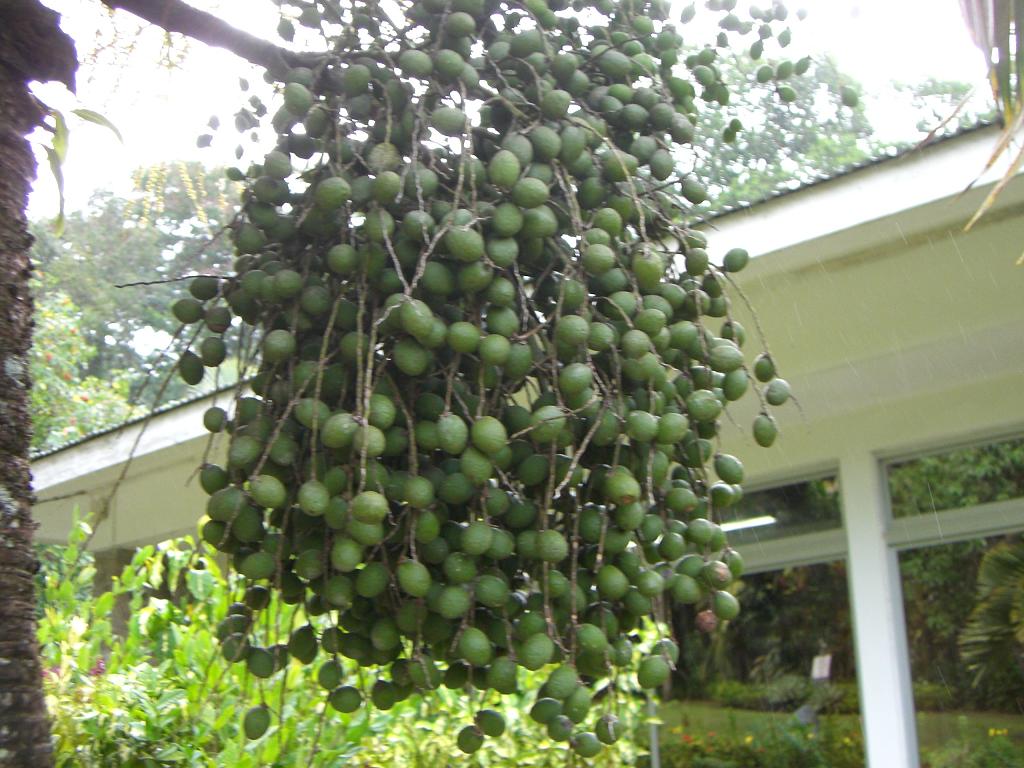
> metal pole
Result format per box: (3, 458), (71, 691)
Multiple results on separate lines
(647, 695), (660, 768)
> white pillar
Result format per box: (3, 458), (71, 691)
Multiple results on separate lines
(839, 451), (919, 768)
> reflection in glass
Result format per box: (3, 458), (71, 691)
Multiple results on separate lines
(717, 476), (841, 546)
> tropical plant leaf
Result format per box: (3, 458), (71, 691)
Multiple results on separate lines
(958, 1), (1024, 232)
(977, 538), (1024, 588)
(994, 3), (1013, 116)
(71, 108), (123, 143)
(959, 536), (1024, 686)
(971, 104), (1024, 182)
(50, 108), (69, 164)
(43, 144), (65, 236)
(965, 134), (1024, 231)
(1014, 0), (1024, 109)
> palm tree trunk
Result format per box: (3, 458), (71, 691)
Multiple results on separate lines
(0, 1), (283, 761)
(0, 3), (76, 765)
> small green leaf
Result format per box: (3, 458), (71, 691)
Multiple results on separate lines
(62, 544), (79, 565)
(186, 568), (215, 601)
(50, 109), (69, 163)
(71, 108), (123, 143)
(213, 703), (236, 731)
(261, 737), (281, 763)
(42, 145), (65, 236)
(94, 591), (114, 617)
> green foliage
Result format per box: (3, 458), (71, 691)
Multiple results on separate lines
(899, 541), (992, 707)
(708, 679), (764, 710)
(959, 535), (1024, 700)
(43, 525), (307, 765)
(912, 681), (956, 713)
(683, 558), (854, 694)
(892, 77), (994, 135)
(30, 286), (136, 451)
(696, 56), (874, 212)
(41, 520), (651, 766)
(923, 726), (1024, 768)
(890, 437), (1024, 709)
(706, 678), (816, 713)
(759, 675), (809, 710)
(808, 682), (858, 715)
(35, 106), (122, 235)
(657, 716), (864, 768)
(693, 60), (990, 215)
(31, 161), (240, 408)
(889, 436), (1024, 518)
(689, 537), (1024, 714)
(705, 677), (972, 717)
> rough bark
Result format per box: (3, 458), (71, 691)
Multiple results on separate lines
(0, 1), (284, 764)
(0, 3), (76, 766)
(99, 0), (311, 72)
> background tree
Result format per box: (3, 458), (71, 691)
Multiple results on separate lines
(692, 62), (992, 215)
(31, 161), (240, 412)
(695, 55), (874, 211)
(29, 287), (136, 452)
(893, 76), (981, 134)
(891, 436), (1024, 710)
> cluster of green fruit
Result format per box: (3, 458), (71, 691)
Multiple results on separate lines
(174, 0), (799, 755)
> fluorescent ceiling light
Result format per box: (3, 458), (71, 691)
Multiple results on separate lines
(720, 515), (777, 533)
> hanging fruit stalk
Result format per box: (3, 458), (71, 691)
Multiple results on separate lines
(176, 0), (799, 755)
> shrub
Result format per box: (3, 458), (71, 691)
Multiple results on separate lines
(923, 733), (1024, 768)
(708, 677), (862, 716)
(762, 674), (811, 710)
(709, 680), (766, 710)
(693, 758), (740, 768)
(658, 717), (864, 768)
(808, 681), (859, 714)
(40, 521), (650, 766)
(913, 681), (955, 712)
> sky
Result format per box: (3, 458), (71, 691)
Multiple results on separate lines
(28, 0), (992, 221)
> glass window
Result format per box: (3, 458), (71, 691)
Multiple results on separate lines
(897, 535), (1024, 763)
(888, 435), (1024, 518)
(889, 437), (1024, 759)
(718, 475), (841, 546)
(661, 560), (864, 766)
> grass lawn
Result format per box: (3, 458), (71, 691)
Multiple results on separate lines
(658, 700), (1024, 753)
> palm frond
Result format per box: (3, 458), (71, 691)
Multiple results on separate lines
(976, 537), (1024, 589)
(959, 537), (1024, 685)
(959, 1), (1024, 231)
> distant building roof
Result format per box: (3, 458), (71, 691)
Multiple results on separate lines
(695, 118), (996, 225)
